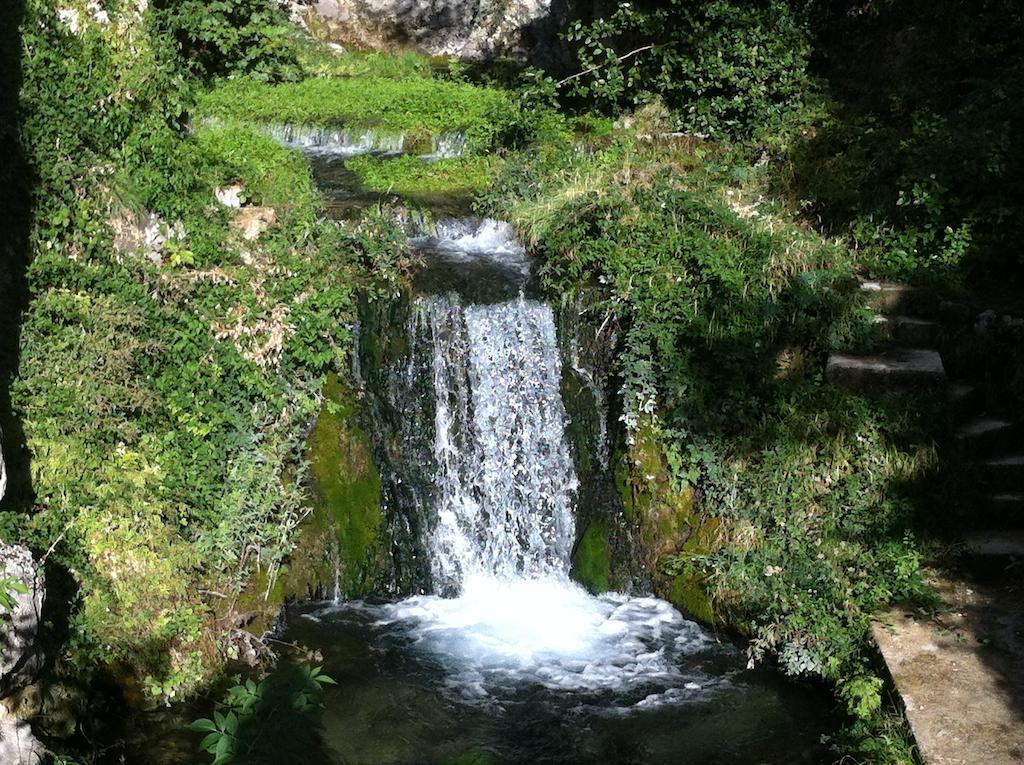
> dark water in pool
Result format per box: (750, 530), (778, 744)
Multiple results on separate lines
(275, 597), (836, 765)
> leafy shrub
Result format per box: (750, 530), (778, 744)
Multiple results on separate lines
(778, 0), (1024, 288)
(189, 664), (336, 764)
(561, 0), (815, 139)
(149, 0), (301, 82)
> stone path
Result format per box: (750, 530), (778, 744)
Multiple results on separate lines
(831, 281), (1024, 763)
(873, 577), (1024, 765)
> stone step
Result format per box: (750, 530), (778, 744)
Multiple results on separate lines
(946, 382), (981, 420)
(955, 416), (1017, 454)
(872, 577), (1024, 765)
(964, 529), (1024, 560)
(873, 314), (941, 347)
(987, 493), (1024, 518)
(826, 348), (946, 389)
(860, 281), (934, 314)
(963, 530), (1024, 579)
(977, 454), (1024, 490)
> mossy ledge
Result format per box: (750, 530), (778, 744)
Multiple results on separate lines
(237, 373), (388, 634)
(614, 418), (723, 626)
(198, 76), (521, 153)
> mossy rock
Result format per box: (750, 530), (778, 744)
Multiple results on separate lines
(240, 372), (388, 623)
(571, 518), (612, 593)
(616, 417), (725, 624)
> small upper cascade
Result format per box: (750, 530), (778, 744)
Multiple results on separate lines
(412, 218), (525, 263)
(420, 132), (468, 160)
(263, 125), (468, 159)
(263, 124), (405, 156)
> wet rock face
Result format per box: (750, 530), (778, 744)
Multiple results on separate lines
(290, 0), (561, 62)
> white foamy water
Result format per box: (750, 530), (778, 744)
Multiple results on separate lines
(410, 218), (529, 277)
(375, 576), (719, 700)
(264, 125), (468, 159)
(264, 124), (405, 157)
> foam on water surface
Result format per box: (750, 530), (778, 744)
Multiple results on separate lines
(309, 575), (726, 708)
(409, 218), (530, 287)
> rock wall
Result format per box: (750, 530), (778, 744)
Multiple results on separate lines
(0, 429), (46, 765)
(289, 0), (574, 64)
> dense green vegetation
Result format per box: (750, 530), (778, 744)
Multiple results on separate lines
(199, 76), (520, 152)
(346, 155), (497, 197)
(553, 0), (1024, 291)
(0, 0), (410, 709)
(483, 121), (936, 759)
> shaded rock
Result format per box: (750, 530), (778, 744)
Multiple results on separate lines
(0, 426), (6, 502)
(860, 280), (932, 313)
(873, 314), (940, 347)
(0, 543), (45, 765)
(978, 454), (1024, 491)
(1, 544), (44, 696)
(955, 416), (1017, 454)
(0, 704), (45, 765)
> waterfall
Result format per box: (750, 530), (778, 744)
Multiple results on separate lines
(329, 222), (722, 707)
(420, 295), (578, 592)
(262, 124), (468, 158)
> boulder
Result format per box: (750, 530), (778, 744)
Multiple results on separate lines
(289, 0), (565, 63)
(1, 544), (44, 697)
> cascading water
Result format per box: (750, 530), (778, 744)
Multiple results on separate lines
(264, 124), (406, 156)
(310, 224), (732, 706)
(419, 295), (578, 590)
(280, 216), (833, 764)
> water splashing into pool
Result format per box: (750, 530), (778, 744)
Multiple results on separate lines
(304, 234), (740, 710)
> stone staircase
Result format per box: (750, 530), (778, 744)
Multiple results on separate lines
(830, 281), (1024, 764)
(829, 280), (1024, 566)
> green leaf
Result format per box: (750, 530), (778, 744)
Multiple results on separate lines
(188, 718), (218, 733)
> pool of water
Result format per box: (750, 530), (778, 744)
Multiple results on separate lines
(279, 588), (836, 765)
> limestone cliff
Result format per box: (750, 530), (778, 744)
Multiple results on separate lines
(290, 0), (570, 63)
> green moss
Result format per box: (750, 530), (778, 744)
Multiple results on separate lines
(571, 519), (612, 593)
(613, 418), (723, 622)
(560, 367), (599, 483)
(346, 155), (497, 197)
(198, 76), (520, 152)
(303, 373), (384, 597)
(666, 572), (718, 625)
